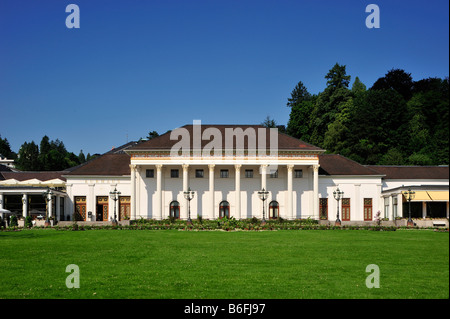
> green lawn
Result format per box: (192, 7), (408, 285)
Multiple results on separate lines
(0, 229), (448, 299)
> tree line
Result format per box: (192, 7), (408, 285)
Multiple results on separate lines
(0, 135), (97, 171)
(284, 64), (449, 165)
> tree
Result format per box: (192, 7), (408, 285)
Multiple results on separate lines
(286, 81), (311, 108)
(287, 98), (315, 141)
(147, 131), (159, 140)
(78, 150), (86, 163)
(16, 141), (40, 171)
(352, 76), (366, 94)
(371, 68), (413, 101)
(0, 136), (16, 159)
(325, 63), (351, 90)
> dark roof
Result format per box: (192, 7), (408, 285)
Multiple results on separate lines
(0, 171), (68, 182)
(128, 125), (324, 152)
(319, 154), (382, 176)
(65, 154), (131, 176)
(366, 165), (449, 180)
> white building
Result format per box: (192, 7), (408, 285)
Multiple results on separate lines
(1, 124), (449, 224)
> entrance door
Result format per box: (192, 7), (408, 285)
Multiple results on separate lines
(342, 198), (350, 221)
(119, 196), (131, 220)
(74, 196), (86, 221)
(96, 196), (109, 221)
(219, 201), (230, 218)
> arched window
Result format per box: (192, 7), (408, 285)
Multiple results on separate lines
(269, 201), (279, 219)
(219, 201), (230, 218)
(169, 201), (180, 219)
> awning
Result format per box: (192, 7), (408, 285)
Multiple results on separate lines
(402, 191), (449, 202)
(427, 191), (449, 201)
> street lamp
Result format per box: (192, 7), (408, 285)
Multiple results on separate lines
(184, 187), (195, 224)
(42, 188), (53, 226)
(258, 188), (269, 225)
(109, 187), (121, 225)
(404, 188), (415, 227)
(333, 187), (344, 226)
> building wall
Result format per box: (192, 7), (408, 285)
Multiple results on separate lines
(65, 177), (131, 221)
(66, 170), (388, 222)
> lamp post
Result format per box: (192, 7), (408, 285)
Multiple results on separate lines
(184, 187), (195, 225)
(258, 188), (269, 225)
(42, 188), (53, 226)
(109, 187), (121, 225)
(404, 188), (415, 227)
(333, 187), (344, 226)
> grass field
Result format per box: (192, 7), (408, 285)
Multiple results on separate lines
(0, 228), (448, 299)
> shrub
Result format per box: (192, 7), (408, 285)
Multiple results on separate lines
(9, 215), (18, 227)
(25, 216), (33, 228)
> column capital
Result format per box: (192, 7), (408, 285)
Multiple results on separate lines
(287, 164), (294, 172)
(208, 164), (215, 170)
(312, 164), (320, 172)
(182, 163), (189, 170)
(155, 164), (163, 170)
(130, 164), (137, 171)
(235, 164), (242, 170)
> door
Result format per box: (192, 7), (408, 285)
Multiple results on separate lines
(74, 196), (86, 221)
(96, 196), (109, 221)
(364, 198), (373, 221)
(342, 198), (350, 221)
(269, 201), (279, 219)
(219, 201), (230, 218)
(319, 198), (328, 220)
(119, 196), (131, 221)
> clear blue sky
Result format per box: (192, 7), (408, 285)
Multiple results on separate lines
(1, 0), (448, 156)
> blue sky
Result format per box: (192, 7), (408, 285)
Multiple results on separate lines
(0, 0), (448, 155)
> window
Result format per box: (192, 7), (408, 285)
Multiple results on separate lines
(169, 201), (180, 219)
(195, 169), (204, 178)
(219, 201), (230, 218)
(146, 169), (154, 178)
(171, 169), (179, 178)
(342, 198), (350, 221)
(319, 198), (328, 220)
(269, 201), (279, 219)
(245, 169), (253, 178)
(220, 169), (229, 178)
(393, 196), (398, 219)
(384, 197), (389, 219)
(269, 170), (278, 178)
(294, 169), (303, 178)
(364, 198), (373, 221)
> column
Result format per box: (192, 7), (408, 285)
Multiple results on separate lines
(88, 184), (95, 221)
(182, 164), (189, 220)
(260, 164), (268, 220)
(0, 193), (4, 224)
(397, 193), (404, 218)
(56, 196), (61, 221)
(22, 194), (28, 218)
(287, 165), (294, 220)
(48, 195), (53, 219)
(422, 202), (427, 218)
(389, 196), (394, 221)
(235, 164), (241, 219)
(156, 164), (163, 220)
(209, 164), (215, 219)
(260, 164), (267, 190)
(130, 164), (136, 220)
(313, 164), (320, 220)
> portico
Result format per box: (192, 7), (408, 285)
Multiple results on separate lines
(126, 123), (324, 221)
